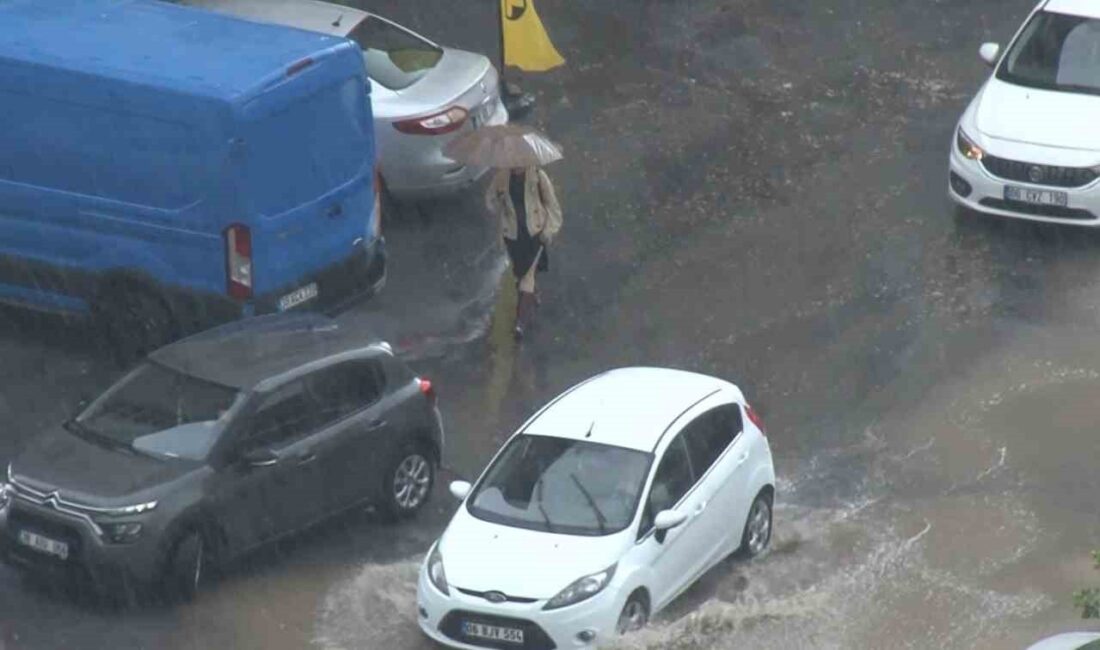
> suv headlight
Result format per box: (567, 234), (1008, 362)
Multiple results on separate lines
(427, 543), (449, 595)
(956, 128), (984, 161)
(0, 482), (11, 511)
(543, 564), (617, 610)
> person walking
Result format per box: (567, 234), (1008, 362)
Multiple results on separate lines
(486, 164), (562, 339)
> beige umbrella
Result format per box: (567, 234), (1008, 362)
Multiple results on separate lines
(443, 124), (563, 168)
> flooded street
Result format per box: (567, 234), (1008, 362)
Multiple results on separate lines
(2, 0), (1100, 648)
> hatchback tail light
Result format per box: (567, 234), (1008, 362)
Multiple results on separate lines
(745, 404), (766, 435)
(418, 378), (436, 405)
(225, 223), (252, 300)
(393, 106), (468, 135)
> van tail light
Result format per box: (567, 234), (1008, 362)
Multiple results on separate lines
(224, 224), (252, 300)
(393, 106), (468, 135)
(745, 404), (766, 436)
(418, 378), (436, 405)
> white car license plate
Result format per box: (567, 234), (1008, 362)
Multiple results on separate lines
(1004, 185), (1068, 207)
(278, 282), (318, 311)
(18, 530), (69, 560)
(462, 621), (524, 644)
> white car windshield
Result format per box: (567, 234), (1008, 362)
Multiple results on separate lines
(998, 10), (1100, 94)
(467, 435), (652, 536)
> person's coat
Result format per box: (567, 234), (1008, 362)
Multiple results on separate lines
(485, 167), (563, 245)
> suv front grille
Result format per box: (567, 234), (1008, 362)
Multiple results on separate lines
(981, 155), (1098, 188)
(439, 610), (556, 650)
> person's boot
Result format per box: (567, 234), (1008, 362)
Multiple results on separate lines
(514, 291), (536, 340)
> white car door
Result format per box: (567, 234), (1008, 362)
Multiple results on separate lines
(681, 403), (752, 565)
(636, 433), (712, 611)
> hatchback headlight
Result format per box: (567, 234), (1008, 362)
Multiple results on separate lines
(543, 564), (617, 610)
(427, 543), (449, 595)
(956, 128), (984, 160)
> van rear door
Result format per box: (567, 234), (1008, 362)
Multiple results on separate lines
(239, 64), (376, 309)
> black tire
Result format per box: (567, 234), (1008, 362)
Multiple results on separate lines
(378, 174), (403, 225)
(164, 530), (205, 603)
(616, 591), (649, 635)
(92, 279), (175, 366)
(377, 442), (434, 522)
(737, 490), (773, 559)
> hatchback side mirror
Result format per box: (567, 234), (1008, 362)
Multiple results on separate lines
(241, 447), (278, 468)
(979, 42), (1001, 67)
(653, 509), (688, 543)
(449, 480), (471, 500)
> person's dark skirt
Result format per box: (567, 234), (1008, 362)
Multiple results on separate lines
(504, 171), (549, 279)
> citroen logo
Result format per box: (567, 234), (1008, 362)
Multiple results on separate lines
(1028, 165), (1045, 183)
(44, 492), (61, 509)
(484, 591), (507, 603)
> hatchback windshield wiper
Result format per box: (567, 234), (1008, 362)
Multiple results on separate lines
(534, 477), (556, 533)
(570, 473), (607, 534)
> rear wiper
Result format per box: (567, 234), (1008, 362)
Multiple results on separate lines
(570, 473), (607, 535)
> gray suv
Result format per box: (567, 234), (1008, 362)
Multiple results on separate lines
(0, 314), (444, 600)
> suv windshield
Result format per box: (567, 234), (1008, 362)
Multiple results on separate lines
(349, 16), (443, 90)
(467, 435), (652, 536)
(75, 362), (241, 461)
(997, 10), (1100, 94)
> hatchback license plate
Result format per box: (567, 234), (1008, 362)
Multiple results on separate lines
(278, 282), (318, 311)
(463, 621), (524, 644)
(18, 530), (69, 560)
(1004, 185), (1068, 207)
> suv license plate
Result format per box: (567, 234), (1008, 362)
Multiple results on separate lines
(1004, 185), (1068, 207)
(463, 621), (524, 644)
(18, 530), (69, 560)
(278, 283), (318, 311)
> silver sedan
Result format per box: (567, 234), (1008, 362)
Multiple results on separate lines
(183, 0), (509, 200)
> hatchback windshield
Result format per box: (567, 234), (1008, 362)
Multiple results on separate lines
(349, 16), (443, 90)
(74, 363), (241, 461)
(998, 10), (1100, 94)
(467, 435), (652, 536)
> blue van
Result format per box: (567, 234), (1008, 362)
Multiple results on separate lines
(0, 0), (385, 359)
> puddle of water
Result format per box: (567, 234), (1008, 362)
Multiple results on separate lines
(313, 559), (432, 650)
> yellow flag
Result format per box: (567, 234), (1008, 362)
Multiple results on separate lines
(500, 0), (565, 72)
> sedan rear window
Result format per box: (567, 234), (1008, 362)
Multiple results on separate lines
(998, 10), (1100, 94)
(74, 362), (241, 460)
(349, 16), (443, 90)
(467, 435), (652, 537)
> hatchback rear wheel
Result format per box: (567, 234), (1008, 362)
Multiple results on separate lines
(738, 491), (773, 558)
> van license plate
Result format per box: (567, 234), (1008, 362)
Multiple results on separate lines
(278, 283), (318, 311)
(18, 530), (69, 560)
(462, 621), (524, 644)
(1004, 185), (1068, 207)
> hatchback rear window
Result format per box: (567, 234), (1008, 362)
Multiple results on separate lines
(349, 16), (443, 91)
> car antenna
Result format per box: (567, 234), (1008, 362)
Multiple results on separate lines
(585, 421), (594, 438)
(332, 13), (342, 28)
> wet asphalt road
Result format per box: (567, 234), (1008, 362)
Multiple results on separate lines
(3, 0), (1100, 648)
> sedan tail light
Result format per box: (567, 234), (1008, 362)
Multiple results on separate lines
(393, 106), (468, 136)
(745, 404), (766, 436)
(224, 223), (252, 300)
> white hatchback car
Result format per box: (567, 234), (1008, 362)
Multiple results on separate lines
(417, 367), (776, 649)
(1026, 633), (1100, 649)
(949, 0), (1100, 226)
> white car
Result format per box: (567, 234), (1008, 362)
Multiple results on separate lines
(1026, 633), (1100, 649)
(181, 0), (508, 200)
(949, 0), (1100, 226)
(417, 367), (776, 649)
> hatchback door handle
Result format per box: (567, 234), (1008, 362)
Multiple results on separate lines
(366, 419), (387, 431)
(736, 452), (749, 466)
(295, 452), (317, 465)
(695, 501), (707, 514)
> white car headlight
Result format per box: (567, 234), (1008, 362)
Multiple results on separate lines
(956, 128), (985, 161)
(543, 564), (617, 610)
(427, 543), (449, 595)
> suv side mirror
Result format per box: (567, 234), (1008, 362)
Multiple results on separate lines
(449, 480), (471, 500)
(241, 447), (279, 468)
(979, 42), (1001, 67)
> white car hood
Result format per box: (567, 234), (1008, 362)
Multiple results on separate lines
(440, 508), (626, 599)
(976, 78), (1100, 151)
